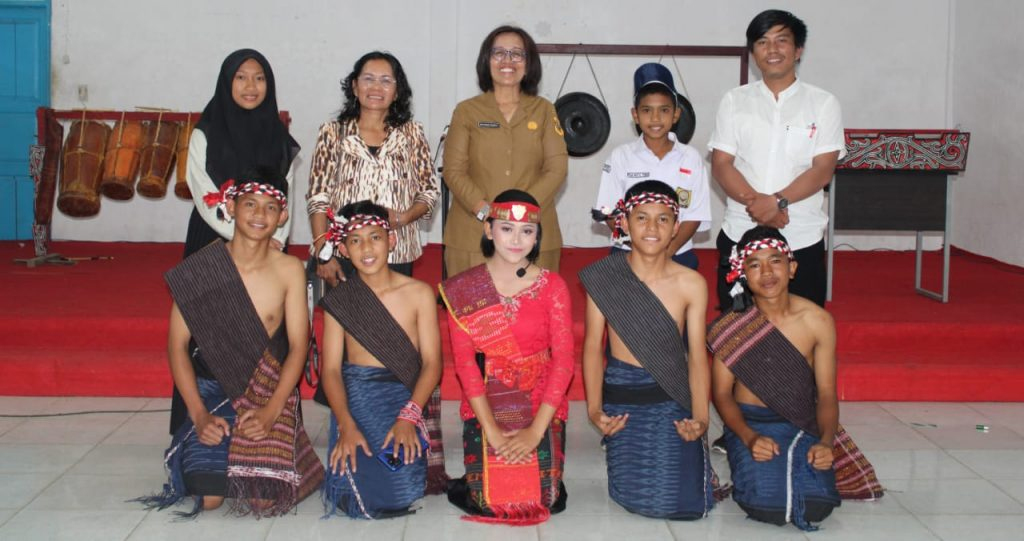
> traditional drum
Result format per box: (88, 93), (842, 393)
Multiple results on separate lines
(173, 119), (193, 199)
(35, 109), (64, 225)
(57, 120), (110, 217)
(100, 119), (144, 200)
(137, 120), (179, 198)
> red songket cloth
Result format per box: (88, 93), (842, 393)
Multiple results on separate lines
(440, 265), (575, 524)
(443, 266), (575, 422)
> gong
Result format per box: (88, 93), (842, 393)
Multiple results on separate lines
(555, 92), (611, 157)
(634, 92), (696, 144)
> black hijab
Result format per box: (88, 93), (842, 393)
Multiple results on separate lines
(195, 49), (299, 185)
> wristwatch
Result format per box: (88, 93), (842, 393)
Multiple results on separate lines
(475, 203), (491, 221)
(774, 193), (789, 211)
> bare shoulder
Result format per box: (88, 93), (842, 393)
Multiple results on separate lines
(269, 251), (305, 280)
(397, 275), (435, 303)
(792, 296), (834, 333)
(668, 261), (708, 294)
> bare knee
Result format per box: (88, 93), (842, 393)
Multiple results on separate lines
(202, 495), (224, 510)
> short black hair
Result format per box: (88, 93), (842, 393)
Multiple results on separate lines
(633, 85), (678, 109)
(624, 179), (678, 218)
(727, 226), (792, 312)
(480, 189), (542, 262)
(736, 225), (789, 252)
(746, 9), (807, 52)
(239, 166), (288, 194)
(475, 25), (542, 96)
(338, 199), (389, 223)
(338, 51), (413, 128)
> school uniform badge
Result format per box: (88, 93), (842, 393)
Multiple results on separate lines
(676, 187), (692, 208)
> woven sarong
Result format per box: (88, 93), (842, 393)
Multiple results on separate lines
(578, 252), (692, 410)
(135, 378), (235, 517)
(708, 307), (884, 504)
(440, 265), (565, 524)
(323, 365), (425, 519)
(603, 356), (714, 519)
(147, 241), (325, 517)
(724, 404), (841, 531)
(226, 344), (325, 516)
(451, 418), (565, 523)
(320, 274), (447, 493)
(180, 379), (235, 498)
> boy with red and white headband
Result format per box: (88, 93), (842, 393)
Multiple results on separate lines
(317, 200), (446, 518)
(581, 180), (718, 519)
(708, 226), (883, 531)
(141, 173), (323, 517)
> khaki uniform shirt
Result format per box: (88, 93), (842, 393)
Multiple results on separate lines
(442, 92), (568, 253)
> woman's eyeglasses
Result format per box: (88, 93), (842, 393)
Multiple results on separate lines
(490, 48), (526, 63)
(357, 74), (395, 88)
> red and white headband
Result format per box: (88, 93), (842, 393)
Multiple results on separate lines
(317, 208), (392, 261)
(726, 237), (795, 297)
(203, 179), (288, 222)
(592, 191), (681, 240)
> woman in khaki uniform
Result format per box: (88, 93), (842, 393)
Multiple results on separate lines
(443, 25), (568, 275)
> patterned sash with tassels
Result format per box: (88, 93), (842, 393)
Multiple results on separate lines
(708, 307), (884, 501)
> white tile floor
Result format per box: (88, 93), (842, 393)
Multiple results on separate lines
(1, 397), (1023, 540)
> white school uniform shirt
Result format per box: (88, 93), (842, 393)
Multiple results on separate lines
(594, 132), (712, 254)
(708, 79), (846, 250)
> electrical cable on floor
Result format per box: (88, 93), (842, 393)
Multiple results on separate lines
(0, 409), (171, 418)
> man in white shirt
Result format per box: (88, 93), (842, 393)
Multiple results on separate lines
(596, 63), (712, 270)
(709, 9), (845, 310)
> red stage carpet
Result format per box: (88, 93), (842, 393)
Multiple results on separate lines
(2, 241), (1023, 401)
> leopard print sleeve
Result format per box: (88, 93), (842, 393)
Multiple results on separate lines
(408, 121), (440, 220)
(306, 121), (342, 216)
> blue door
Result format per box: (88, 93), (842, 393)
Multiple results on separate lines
(0, 1), (49, 240)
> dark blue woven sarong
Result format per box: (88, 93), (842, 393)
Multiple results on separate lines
(323, 364), (425, 519)
(179, 378), (236, 496)
(137, 377), (237, 517)
(603, 356), (714, 520)
(725, 403), (840, 531)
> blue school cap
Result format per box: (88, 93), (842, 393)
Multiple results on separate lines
(633, 63), (677, 98)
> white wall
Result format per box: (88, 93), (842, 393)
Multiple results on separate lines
(50, 0), (964, 255)
(951, 0), (1024, 266)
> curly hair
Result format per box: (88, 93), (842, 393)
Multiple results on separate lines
(337, 51), (413, 128)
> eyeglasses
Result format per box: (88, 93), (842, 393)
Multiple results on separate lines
(357, 74), (395, 88)
(490, 47), (526, 63)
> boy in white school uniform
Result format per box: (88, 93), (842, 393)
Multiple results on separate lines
(594, 63), (711, 271)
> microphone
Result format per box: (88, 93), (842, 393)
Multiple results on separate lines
(516, 264), (529, 278)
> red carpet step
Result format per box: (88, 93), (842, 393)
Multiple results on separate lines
(1, 241), (1023, 401)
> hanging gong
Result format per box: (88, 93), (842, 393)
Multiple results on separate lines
(634, 92), (697, 144)
(555, 92), (611, 157)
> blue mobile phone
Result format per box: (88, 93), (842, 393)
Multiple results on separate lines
(376, 432), (429, 472)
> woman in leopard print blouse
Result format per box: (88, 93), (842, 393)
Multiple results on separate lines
(307, 51), (440, 284)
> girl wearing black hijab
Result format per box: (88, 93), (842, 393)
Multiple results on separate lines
(182, 48), (300, 258)
(171, 49), (299, 435)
